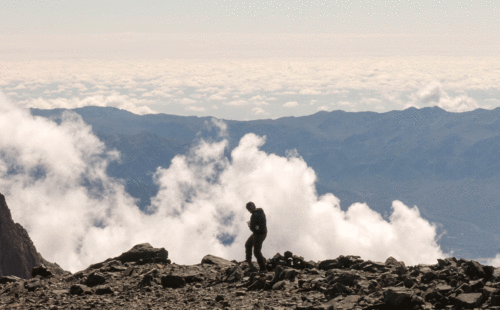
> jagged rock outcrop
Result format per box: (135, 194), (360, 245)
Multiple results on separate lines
(2, 244), (500, 309)
(0, 193), (66, 279)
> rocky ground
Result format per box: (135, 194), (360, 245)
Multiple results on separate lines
(2, 243), (500, 310)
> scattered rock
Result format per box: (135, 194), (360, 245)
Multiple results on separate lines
(1, 246), (498, 310)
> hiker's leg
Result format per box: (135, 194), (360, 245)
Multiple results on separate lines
(245, 234), (254, 263)
(253, 233), (267, 271)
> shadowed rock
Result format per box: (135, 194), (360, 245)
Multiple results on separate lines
(0, 193), (66, 279)
(2, 246), (500, 310)
(115, 243), (169, 264)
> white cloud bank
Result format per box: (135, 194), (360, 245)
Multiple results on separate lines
(417, 82), (480, 112)
(1, 93), (450, 272)
(2, 57), (500, 120)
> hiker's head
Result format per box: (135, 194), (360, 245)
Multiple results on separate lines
(246, 202), (256, 213)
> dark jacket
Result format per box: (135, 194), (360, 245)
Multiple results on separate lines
(250, 208), (267, 235)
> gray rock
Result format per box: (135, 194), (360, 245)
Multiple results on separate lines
(69, 284), (91, 295)
(383, 287), (414, 306)
(201, 255), (234, 267)
(0, 276), (22, 284)
(453, 292), (484, 308)
(469, 278), (484, 291)
(284, 269), (298, 281)
(26, 279), (42, 292)
(52, 289), (69, 296)
(139, 274), (153, 287)
(331, 295), (361, 310)
(31, 264), (53, 278)
(161, 275), (185, 288)
(272, 265), (285, 283)
(84, 272), (106, 287)
(385, 257), (398, 265)
(491, 294), (500, 306)
(272, 280), (286, 290)
(173, 270), (204, 283)
(465, 260), (485, 279)
(436, 284), (453, 294)
(115, 243), (169, 264)
(226, 266), (243, 283)
(95, 285), (113, 295)
(122, 266), (136, 277)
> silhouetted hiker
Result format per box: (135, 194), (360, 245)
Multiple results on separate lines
(245, 201), (267, 272)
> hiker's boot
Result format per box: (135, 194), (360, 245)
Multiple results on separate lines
(247, 261), (258, 272)
(259, 263), (267, 273)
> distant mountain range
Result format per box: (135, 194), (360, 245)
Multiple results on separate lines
(30, 106), (500, 260)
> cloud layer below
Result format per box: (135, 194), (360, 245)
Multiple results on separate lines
(2, 56), (499, 119)
(0, 93), (449, 272)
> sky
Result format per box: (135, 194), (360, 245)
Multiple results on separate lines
(1, 1), (500, 271)
(1, 0), (499, 119)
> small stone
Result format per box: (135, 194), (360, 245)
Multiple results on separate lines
(95, 285), (113, 295)
(215, 294), (224, 302)
(454, 292), (484, 308)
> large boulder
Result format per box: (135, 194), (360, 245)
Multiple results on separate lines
(116, 243), (169, 264)
(201, 255), (234, 267)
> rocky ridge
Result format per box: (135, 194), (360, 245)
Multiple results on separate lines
(0, 193), (65, 279)
(2, 244), (500, 310)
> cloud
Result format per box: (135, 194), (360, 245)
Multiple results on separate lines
(317, 105), (330, 111)
(208, 93), (227, 100)
(178, 98), (197, 105)
(252, 107), (268, 115)
(187, 106), (206, 112)
(2, 57), (500, 120)
(417, 82), (479, 112)
(299, 88), (322, 95)
(225, 99), (248, 106)
(485, 255), (500, 267)
(283, 101), (299, 108)
(337, 101), (354, 107)
(1, 92), (448, 272)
